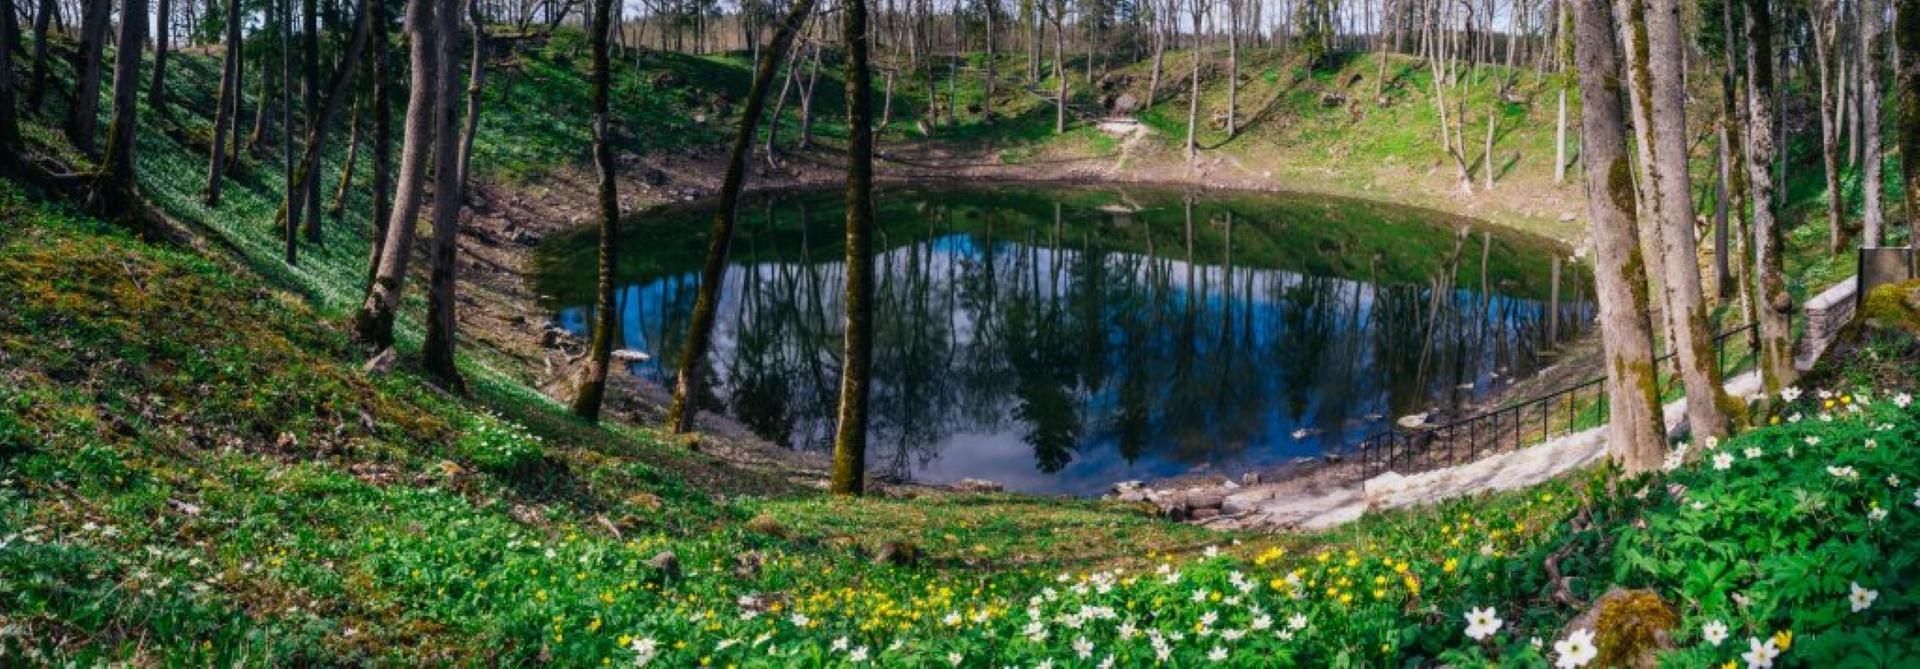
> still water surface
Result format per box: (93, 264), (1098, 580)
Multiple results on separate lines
(535, 185), (1592, 495)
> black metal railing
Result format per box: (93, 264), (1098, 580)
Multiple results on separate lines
(1350, 320), (1765, 481)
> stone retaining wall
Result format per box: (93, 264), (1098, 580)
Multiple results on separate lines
(1796, 278), (1857, 370)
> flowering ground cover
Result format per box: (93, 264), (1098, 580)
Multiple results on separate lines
(3, 184), (1918, 667)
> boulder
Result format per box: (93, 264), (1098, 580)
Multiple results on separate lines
(646, 551), (682, 579)
(1110, 93), (1141, 114)
(952, 478), (1004, 493)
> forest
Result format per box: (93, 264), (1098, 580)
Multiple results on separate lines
(1, 0), (1918, 664)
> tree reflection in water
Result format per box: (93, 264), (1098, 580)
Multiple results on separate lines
(536, 185), (1595, 495)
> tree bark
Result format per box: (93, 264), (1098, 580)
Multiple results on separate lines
(1054, 0), (1067, 133)
(353, 0), (441, 350)
(570, 0), (621, 421)
(276, 0), (374, 247)
(1858, 0), (1884, 245)
(831, 0), (875, 496)
(1746, 0), (1793, 394)
(68, 0), (112, 156)
(983, 0), (996, 122)
(300, 0), (321, 244)
(149, 0), (172, 115)
(329, 100), (361, 217)
(1811, 1), (1848, 253)
(89, 0), (146, 234)
(1226, 0), (1239, 137)
(420, 0), (468, 388)
(0, 0), (17, 163)
(1571, 0), (1664, 474)
(26, 0), (53, 112)
(456, 0), (486, 190)
(205, 0), (243, 206)
(1554, 86), (1568, 183)
(1628, 0), (1732, 438)
(664, 0), (820, 431)
(1185, 0), (1203, 159)
(365, 0), (393, 289)
(1901, 0), (1920, 245)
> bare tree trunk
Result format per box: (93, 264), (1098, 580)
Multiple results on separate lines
(1185, 0), (1203, 158)
(148, 0), (172, 115)
(1554, 86), (1568, 183)
(1639, 0), (1733, 437)
(455, 0), (487, 190)
(983, 0), (996, 122)
(1746, 0), (1793, 394)
(421, 0), (468, 388)
(831, 0), (876, 496)
(1570, 0), (1664, 473)
(1054, 0), (1068, 133)
(798, 37), (820, 147)
(664, 0), (820, 432)
(354, 0), (441, 350)
(1859, 0), (1884, 245)
(1901, 0), (1920, 245)
(248, 42), (271, 151)
(571, 0), (621, 421)
(301, 0), (321, 243)
(278, 0), (374, 247)
(68, 0), (112, 156)
(1148, 0), (1166, 106)
(0, 0), (15, 163)
(205, 0), (243, 206)
(365, 0), (393, 288)
(1226, 0), (1239, 137)
(1481, 100), (1495, 189)
(1811, 2), (1848, 253)
(88, 0), (147, 236)
(330, 100), (361, 217)
(25, 0), (53, 112)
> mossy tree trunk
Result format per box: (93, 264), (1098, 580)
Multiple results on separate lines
(421, 0), (468, 390)
(90, 0), (147, 237)
(1627, 0), (1733, 438)
(570, 0), (621, 421)
(664, 0), (822, 432)
(1902, 0), (1920, 245)
(831, 0), (876, 496)
(1857, 0), (1883, 245)
(1571, 0), (1665, 473)
(1745, 0), (1794, 394)
(205, 0), (244, 206)
(1810, 1), (1848, 253)
(354, 0), (441, 350)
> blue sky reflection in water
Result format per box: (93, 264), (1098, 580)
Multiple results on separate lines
(537, 185), (1594, 495)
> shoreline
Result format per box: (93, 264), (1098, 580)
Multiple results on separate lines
(461, 141), (1601, 501)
